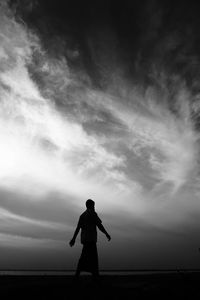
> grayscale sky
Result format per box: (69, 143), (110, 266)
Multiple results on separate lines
(0, 0), (200, 269)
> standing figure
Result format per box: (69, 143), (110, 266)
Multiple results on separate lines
(69, 199), (111, 281)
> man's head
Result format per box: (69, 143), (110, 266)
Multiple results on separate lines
(86, 199), (95, 210)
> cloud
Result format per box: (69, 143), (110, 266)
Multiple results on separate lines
(83, 81), (199, 192)
(0, 1), (133, 204)
(0, 206), (66, 231)
(0, 0), (197, 202)
(0, 232), (64, 249)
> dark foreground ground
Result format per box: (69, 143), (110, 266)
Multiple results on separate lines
(0, 273), (200, 299)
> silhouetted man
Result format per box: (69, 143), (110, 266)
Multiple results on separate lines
(69, 199), (111, 281)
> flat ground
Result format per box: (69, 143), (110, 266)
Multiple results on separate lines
(0, 273), (199, 299)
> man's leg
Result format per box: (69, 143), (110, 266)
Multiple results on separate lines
(75, 265), (81, 278)
(92, 270), (100, 285)
(74, 254), (82, 282)
(92, 270), (99, 279)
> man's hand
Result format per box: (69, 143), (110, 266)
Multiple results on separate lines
(106, 234), (111, 241)
(69, 238), (75, 247)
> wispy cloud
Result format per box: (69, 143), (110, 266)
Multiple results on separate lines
(0, 1), (131, 203)
(0, 206), (67, 231)
(0, 232), (65, 249)
(85, 83), (199, 192)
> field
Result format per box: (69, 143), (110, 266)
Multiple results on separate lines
(0, 272), (200, 299)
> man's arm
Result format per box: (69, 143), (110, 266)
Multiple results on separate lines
(69, 220), (81, 247)
(97, 223), (111, 241)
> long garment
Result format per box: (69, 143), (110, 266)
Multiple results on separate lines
(77, 242), (99, 274)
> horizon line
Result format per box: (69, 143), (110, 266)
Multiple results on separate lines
(0, 269), (200, 272)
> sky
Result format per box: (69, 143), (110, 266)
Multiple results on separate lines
(0, 0), (200, 269)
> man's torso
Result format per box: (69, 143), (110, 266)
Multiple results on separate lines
(79, 210), (102, 244)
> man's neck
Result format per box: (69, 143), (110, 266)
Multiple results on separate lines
(87, 208), (95, 212)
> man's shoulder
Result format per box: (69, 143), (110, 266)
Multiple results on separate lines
(80, 211), (87, 218)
